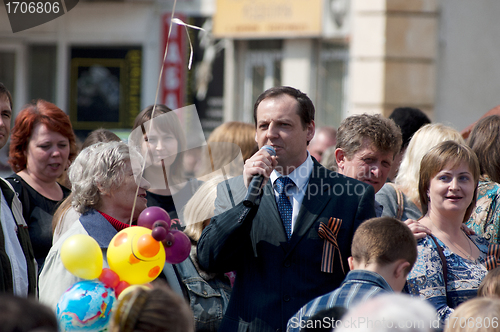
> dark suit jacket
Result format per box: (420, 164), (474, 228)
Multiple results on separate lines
(197, 161), (376, 332)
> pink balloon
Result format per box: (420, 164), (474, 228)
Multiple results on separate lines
(164, 230), (191, 264)
(137, 207), (171, 229)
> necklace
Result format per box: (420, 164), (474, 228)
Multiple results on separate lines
(428, 218), (473, 260)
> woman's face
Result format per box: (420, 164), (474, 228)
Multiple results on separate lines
(142, 125), (178, 169)
(25, 123), (70, 182)
(109, 161), (151, 220)
(428, 161), (475, 216)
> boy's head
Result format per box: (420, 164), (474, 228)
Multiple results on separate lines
(477, 266), (500, 298)
(350, 216), (417, 291)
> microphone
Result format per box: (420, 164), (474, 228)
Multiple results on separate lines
(243, 145), (276, 207)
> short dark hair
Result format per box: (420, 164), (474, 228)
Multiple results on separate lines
(351, 216), (417, 274)
(336, 114), (402, 159)
(253, 86), (315, 130)
(0, 82), (13, 110)
(81, 128), (121, 150)
(467, 115), (500, 183)
(389, 107), (431, 150)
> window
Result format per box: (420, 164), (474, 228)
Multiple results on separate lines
(318, 43), (348, 128)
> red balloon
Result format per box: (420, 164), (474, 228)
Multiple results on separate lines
(164, 230), (191, 264)
(99, 268), (120, 288)
(115, 281), (131, 297)
(137, 207), (171, 229)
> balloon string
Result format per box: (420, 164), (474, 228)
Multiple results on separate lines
(130, 0), (178, 226)
(171, 18), (206, 70)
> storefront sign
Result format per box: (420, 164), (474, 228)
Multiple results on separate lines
(213, 0), (322, 38)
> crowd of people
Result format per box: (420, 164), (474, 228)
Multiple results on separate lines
(1, 81), (500, 332)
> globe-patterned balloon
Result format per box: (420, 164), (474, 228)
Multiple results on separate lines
(57, 280), (116, 332)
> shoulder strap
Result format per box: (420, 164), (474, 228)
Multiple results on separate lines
(5, 176), (30, 221)
(387, 183), (404, 220)
(428, 234), (451, 307)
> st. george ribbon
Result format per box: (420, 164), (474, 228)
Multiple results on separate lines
(243, 145), (276, 207)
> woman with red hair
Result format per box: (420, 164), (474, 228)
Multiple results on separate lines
(7, 100), (77, 270)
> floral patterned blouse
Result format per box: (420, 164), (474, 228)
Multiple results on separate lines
(405, 234), (489, 323)
(466, 177), (500, 244)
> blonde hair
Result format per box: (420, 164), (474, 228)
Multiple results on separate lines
(444, 297), (500, 332)
(477, 267), (500, 298)
(183, 175), (230, 242)
(207, 122), (258, 162)
(197, 122), (258, 177)
(395, 123), (465, 206)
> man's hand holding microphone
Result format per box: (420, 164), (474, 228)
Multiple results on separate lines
(243, 145), (278, 207)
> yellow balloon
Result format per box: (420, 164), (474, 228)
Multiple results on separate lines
(107, 227), (165, 285)
(61, 234), (103, 279)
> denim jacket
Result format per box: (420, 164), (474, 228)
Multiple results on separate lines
(176, 246), (232, 332)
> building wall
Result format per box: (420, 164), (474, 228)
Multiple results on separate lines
(348, 0), (438, 118)
(434, 0), (500, 131)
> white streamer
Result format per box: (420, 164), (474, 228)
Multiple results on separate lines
(171, 18), (206, 70)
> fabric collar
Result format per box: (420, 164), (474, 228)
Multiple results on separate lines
(341, 270), (394, 292)
(98, 211), (130, 232)
(270, 152), (313, 193)
(79, 209), (122, 248)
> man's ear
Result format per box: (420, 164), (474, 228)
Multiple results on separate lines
(348, 256), (358, 271)
(306, 120), (315, 143)
(394, 260), (411, 279)
(335, 148), (346, 171)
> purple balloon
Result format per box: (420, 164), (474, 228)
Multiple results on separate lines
(137, 207), (171, 229)
(162, 232), (175, 247)
(164, 230), (191, 264)
(151, 226), (168, 241)
(153, 220), (170, 230)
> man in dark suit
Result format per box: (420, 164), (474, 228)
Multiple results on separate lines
(197, 86), (376, 332)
